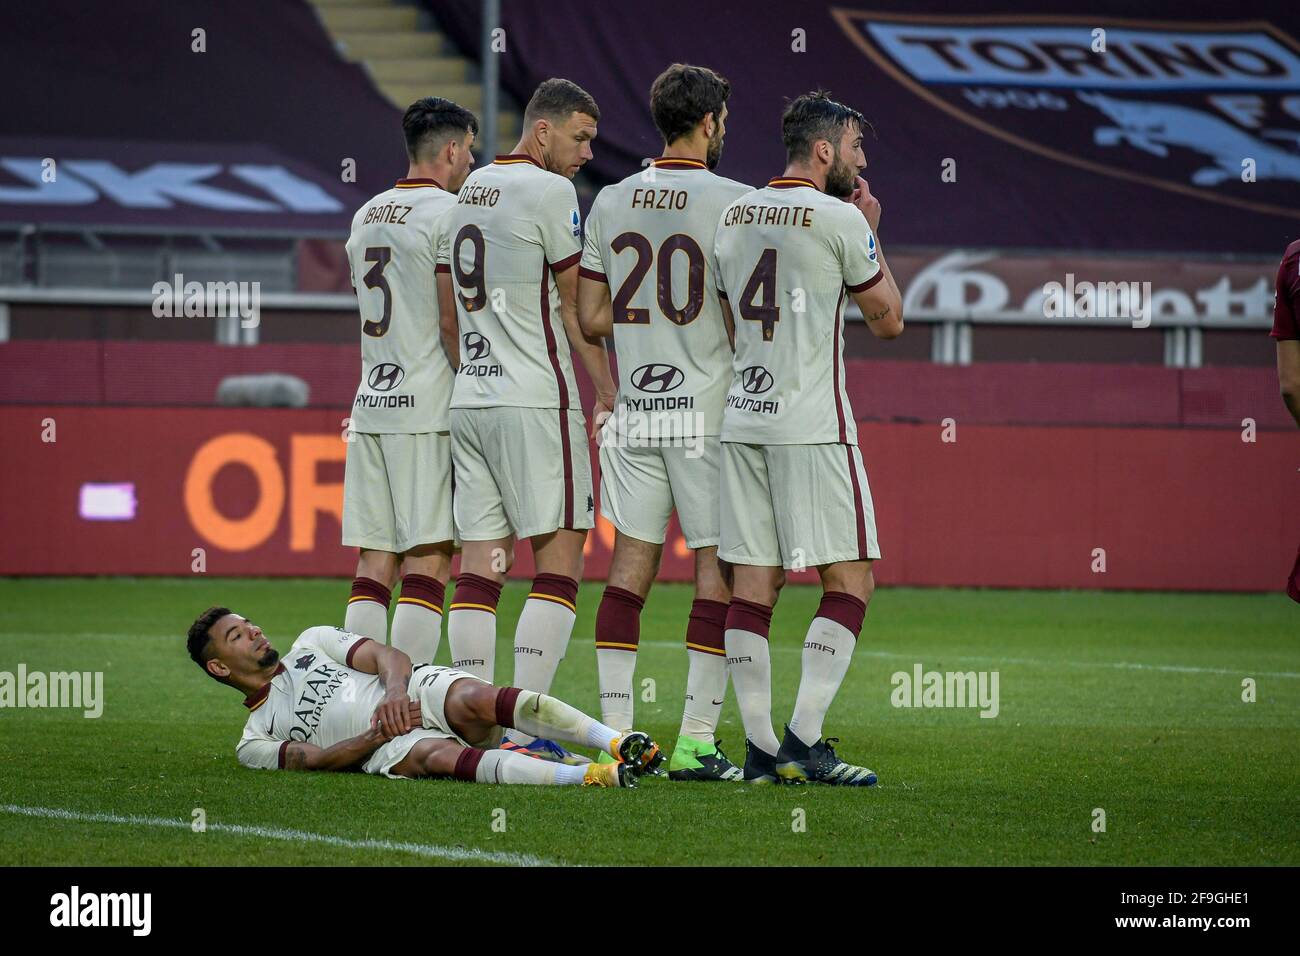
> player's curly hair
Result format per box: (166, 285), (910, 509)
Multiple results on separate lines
(781, 90), (870, 162)
(402, 96), (479, 163)
(187, 605), (231, 680)
(649, 63), (731, 146)
(524, 77), (600, 126)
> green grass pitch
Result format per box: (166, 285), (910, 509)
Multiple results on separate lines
(0, 577), (1296, 866)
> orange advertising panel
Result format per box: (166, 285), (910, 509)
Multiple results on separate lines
(0, 406), (1295, 591)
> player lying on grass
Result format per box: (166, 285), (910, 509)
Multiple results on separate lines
(185, 606), (664, 787)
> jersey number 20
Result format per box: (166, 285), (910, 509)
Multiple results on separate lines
(610, 232), (705, 326)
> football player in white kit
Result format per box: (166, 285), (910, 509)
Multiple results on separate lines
(713, 91), (904, 785)
(186, 606), (663, 787)
(341, 98), (476, 667)
(438, 79), (617, 762)
(577, 64), (749, 781)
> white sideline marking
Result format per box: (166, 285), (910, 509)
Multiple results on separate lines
(0, 804), (563, 868)
(8, 631), (1297, 679)
(640, 640), (1300, 678)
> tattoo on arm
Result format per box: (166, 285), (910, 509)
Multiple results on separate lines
(864, 307), (891, 323)
(284, 744), (308, 771)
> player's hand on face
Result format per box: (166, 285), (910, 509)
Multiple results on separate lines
(851, 176), (882, 232)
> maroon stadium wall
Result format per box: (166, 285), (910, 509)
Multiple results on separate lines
(2, 406), (1295, 592)
(0, 342), (1291, 429)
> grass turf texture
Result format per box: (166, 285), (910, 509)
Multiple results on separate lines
(1, 577), (1296, 867)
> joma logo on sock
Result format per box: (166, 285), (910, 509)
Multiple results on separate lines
(452, 659), (484, 667)
(515, 647), (543, 656)
(804, 641), (836, 655)
(891, 664), (1000, 719)
(726, 656), (752, 665)
(50, 886), (151, 936)
(600, 691), (630, 700)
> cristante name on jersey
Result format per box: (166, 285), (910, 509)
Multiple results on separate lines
(630, 187), (689, 210)
(355, 394), (416, 408)
(721, 203), (815, 228)
(361, 202), (412, 226)
(726, 395), (781, 415)
(290, 660), (352, 742)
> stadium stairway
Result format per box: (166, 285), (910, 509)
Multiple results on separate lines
(309, 0), (519, 155)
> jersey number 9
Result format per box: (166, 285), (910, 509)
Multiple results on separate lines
(453, 224), (488, 312)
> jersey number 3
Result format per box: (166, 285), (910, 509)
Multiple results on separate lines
(362, 246), (393, 337)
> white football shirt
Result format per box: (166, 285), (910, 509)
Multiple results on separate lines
(440, 155), (583, 410)
(580, 157), (749, 440)
(345, 179), (458, 433)
(713, 176), (881, 446)
(236, 627), (384, 770)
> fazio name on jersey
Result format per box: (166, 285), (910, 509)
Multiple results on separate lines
(290, 659), (352, 742)
(630, 188), (688, 210)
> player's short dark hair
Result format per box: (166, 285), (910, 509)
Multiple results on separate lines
(402, 97), (479, 162)
(524, 77), (600, 127)
(782, 90), (867, 162)
(649, 63), (731, 145)
(187, 605), (231, 680)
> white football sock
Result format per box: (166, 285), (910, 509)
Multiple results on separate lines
(595, 585), (643, 734)
(469, 749), (584, 785)
(680, 648), (727, 743)
(506, 575), (579, 744)
(788, 592), (867, 747)
(507, 688), (622, 757)
(390, 574), (444, 665)
(344, 577), (390, 644)
(447, 573), (501, 683)
(789, 616), (857, 746)
(679, 597), (729, 743)
(725, 597), (780, 755)
(596, 648), (636, 734)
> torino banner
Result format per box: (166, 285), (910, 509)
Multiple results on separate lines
(431, 0), (1300, 256)
(0, 406), (1296, 592)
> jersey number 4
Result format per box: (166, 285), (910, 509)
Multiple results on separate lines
(610, 232), (705, 326)
(738, 247), (779, 342)
(362, 246), (393, 337)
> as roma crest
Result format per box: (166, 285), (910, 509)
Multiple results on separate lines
(831, 11), (1300, 216)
